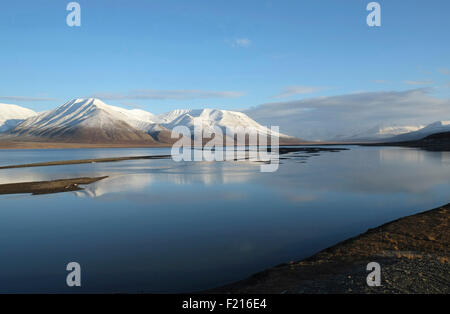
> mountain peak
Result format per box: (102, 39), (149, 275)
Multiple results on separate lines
(60, 98), (108, 110)
(0, 103), (37, 116)
(388, 120), (450, 142)
(0, 103), (37, 132)
(426, 121), (450, 128)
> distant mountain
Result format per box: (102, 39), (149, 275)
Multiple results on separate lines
(389, 121), (450, 142)
(0, 103), (37, 132)
(372, 131), (450, 152)
(4, 98), (292, 144)
(333, 124), (424, 142)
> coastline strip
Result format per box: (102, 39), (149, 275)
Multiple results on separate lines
(209, 204), (449, 294)
(0, 176), (108, 195)
(0, 155), (171, 170)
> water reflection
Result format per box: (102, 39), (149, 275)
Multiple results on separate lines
(1, 147), (449, 198)
(0, 146), (449, 293)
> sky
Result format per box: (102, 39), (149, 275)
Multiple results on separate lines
(0, 0), (449, 139)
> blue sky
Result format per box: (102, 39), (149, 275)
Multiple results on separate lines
(0, 0), (449, 115)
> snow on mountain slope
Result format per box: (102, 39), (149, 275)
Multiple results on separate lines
(7, 98), (292, 143)
(158, 109), (192, 124)
(377, 125), (424, 137)
(389, 121), (450, 142)
(335, 124), (424, 141)
(104, 106), (158, 131)
(0, 103), (37, 132)
(14, 98), (156, 132)
(10, 98), (157, 143)
(158, 108), (290, 138)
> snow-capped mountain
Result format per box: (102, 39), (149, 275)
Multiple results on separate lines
(0, 103), (37, 132)
(5, 98), (290, 144)
(374, 125), (424, 138)
(335, 124), (424, 142)
(10, 98), (158, 143)
(158, 108), (288, 138)
(389, 121), (450, 142)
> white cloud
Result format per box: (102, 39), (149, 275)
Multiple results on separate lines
(245, 88), (450, 141)
(0, 96), (57, 102)
(272, 86), (328, 98)
(91, 89), (245, 100)
(229, 38), (251, 48)
(403, 80), (434, 85)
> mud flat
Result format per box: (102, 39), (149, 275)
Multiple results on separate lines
(0, 139), (309, 150)
(0, 155), (171, 170)
(210, 204), (449, 294)
(0, 176), (108, 195)
(0, 141), (173, 150)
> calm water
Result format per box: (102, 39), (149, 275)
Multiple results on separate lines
(0, 146), (449, 293)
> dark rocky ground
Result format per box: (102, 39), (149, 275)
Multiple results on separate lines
(0, 177), (109, 195)
(367, 131), (450, 151)
(210, 204), (449, 294)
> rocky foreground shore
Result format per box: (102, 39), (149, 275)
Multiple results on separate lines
(211, 204), (449, 294)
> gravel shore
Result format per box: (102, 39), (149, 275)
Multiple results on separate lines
(211, 204), (449, 294)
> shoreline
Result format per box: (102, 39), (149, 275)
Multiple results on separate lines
(0, 176), (108, 195)
(0, 147), (347, 170)
(0, 140), (315, 150)
(0, 155), (171, 170)
(0, 141), (174, 150)
(209, 204), (449, 294)
(2, 138), (448, 153)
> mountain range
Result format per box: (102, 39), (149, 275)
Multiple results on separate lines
(387, 121), (450, 142)
(333, 125), (425, 142)
(0, 98), (290, 145)
(1, 98), (449, 145)
(331, 122), (450, 143)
